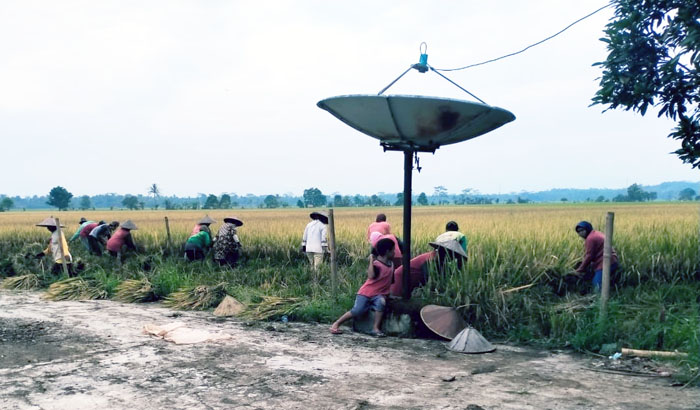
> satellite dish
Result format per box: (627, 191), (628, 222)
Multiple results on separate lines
(317, 94), (515, 151)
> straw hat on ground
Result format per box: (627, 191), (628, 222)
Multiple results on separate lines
(429, 238), (468, 259)
(120, 220), (138, 230)
(223, 216), (243, 226)
(420, 304), (467, 340)
(198, 215), (216, 225)
(310, 211), (329, 224)
(36, 217), (64, 228)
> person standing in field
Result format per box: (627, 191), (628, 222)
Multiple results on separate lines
(88, 221), (119, 256)
(191, 215), (215, 235)
(366, 213), (391, 242)
(389, 238), (467, 297)
(35, 217), (74, 277)
(301, 211), (328, 270)
(213, 216), (243, 267)
(69, 217), (95, 251)
(573, 221), (618, 289)
(435, 221), (467, 253)
(106, 220), (138, 261)
(329, 237), (395, 337)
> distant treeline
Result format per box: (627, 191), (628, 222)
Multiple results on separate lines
(1, 181), (698, 211)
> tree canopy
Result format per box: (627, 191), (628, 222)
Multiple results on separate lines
(592, 1), (700, 167)
(46, 186), (73, 210)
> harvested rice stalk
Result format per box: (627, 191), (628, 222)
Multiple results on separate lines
(0, 274), (40, 290)
(115, 278), (156, 303)
(238, 296), (304, 321)
(43, 277), (108, 301)
(163, 283), (227, 310)
(551, 294), (597, 313)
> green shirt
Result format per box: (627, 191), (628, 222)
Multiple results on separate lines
(186, 231), (211, 249)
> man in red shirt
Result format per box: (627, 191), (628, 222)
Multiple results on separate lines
(574, 221), (618, 289)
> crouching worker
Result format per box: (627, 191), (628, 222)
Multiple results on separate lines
(329, 238), (395, 337)
(390, 238), (467, 297)
(184, 226), (212, 261)
(35, 217), (74, 277)
(106, 220), (138, 261)
(213, 216), (243, 267)
(573, 221), (618, 290)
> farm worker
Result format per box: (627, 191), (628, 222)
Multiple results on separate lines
(106, 220), (138, 260)
(435, 221), (467, 253)
(301, 211), (328, 270)
(79, 221), (100, 252)
(191, 215), (216, 235)
(366, 213), (391, 242)
(389, 238), (467, 297)
(88, 221), (119, 256)
(370, 232), (403, 268)
(573, 221), (618, 289)
(329, 237), (395, 337)
(213, 216), (243, 267)
(184, 228), (212, 261)
(34, 217), (75, 277)
(69, 217), (95, 251)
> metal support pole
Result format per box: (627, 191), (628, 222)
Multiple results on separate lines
(600, 212), (614, 316)
(328, 208), (338, 298)
(402, 150), (413, 299)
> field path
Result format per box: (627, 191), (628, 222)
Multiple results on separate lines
(1, 291), (698, 410)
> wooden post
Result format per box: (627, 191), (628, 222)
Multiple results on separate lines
(600, 212), (614, 316)
(164, 216), (172, 250)
(327, 208), (338, 298)
(54, 217), (70, 277)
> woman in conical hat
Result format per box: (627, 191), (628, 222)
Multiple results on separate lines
(106, 220), (138, 261)
(213, 216), (244, 267)
(35, 217), (74, 277)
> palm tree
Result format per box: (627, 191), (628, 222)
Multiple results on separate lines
(148, 183), (161, 210)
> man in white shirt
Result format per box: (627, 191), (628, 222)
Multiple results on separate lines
(301, 211), (328, 270)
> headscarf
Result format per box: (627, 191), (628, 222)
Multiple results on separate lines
(575, 221), (593, 234)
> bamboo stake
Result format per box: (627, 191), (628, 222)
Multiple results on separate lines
(600, 212), (614, 317)
(164, 216), (172, 250)
(621, 348), (688, 358)
(327, 208), (338, 298)
(54, 217), (70, 277)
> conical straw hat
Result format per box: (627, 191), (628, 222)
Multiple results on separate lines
(120, 220), (138, 230)
(420, 305), (467, 340)
(198, 215), (216, 225)
(213, 295), (246, 317)
(447, 326), (496, 354)
(429, 239), (468, 259)
(223, 216), (243, 226)
(36, 217), (64, 228)
(310, 211), (329, 224)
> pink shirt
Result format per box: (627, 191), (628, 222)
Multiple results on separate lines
(106, 228), (131, 253)
(80, 223), (98, 238)
(357, 260), (394, 297)
(577, 230), (618, 272)
(390, 252), (435, 296)
(370, 233), (402, 259)
(366, 221), (391, 242)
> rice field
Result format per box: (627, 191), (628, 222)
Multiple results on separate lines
(1, 202), (699, 373)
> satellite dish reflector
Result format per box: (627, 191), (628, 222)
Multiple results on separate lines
(420, 304), (467, 340)
(447, 327), (496, 354)
(317, 94), (515, 151)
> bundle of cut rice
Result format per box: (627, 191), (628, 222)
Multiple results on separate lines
(163, 283), (227, 310)
(0, 274), (40, 290)
(115, 278), (156, 303)
(43, 277), (108, 301)
(238, 296), (304, 321)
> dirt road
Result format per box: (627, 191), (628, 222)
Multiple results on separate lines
(1, 291), (698, 409)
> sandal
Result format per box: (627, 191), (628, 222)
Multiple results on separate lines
(329, 327), (343, 335)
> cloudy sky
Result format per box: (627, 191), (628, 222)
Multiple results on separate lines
(2, 1), (697, 198)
